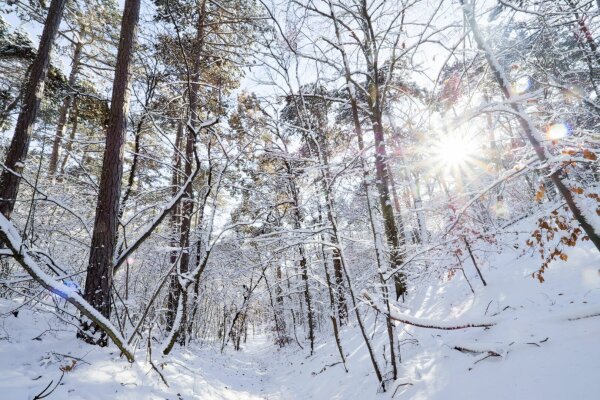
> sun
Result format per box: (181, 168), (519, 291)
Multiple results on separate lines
(433, 133), (477, 169)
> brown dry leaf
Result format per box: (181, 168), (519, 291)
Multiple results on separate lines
(60, 360), (77, 373)
(582, 149), (597, 161)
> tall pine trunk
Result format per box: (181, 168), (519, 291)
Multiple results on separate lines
(0, 0), (67, 219)
(79, 0), (141, 345)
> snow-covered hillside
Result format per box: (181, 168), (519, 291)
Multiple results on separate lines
(2, 230), (598, 400)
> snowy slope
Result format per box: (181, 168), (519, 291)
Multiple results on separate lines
(259, 236), (600, 399)
(1, 231), (599, 399)
(391, 242), (600, 400)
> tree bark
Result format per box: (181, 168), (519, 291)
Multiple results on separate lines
(166, 121), (184, 332)
(324, 1), (391, 386)
(0, 0), (67, 219)
(366, 63), (407, 302)
(320, 234), (348, 371)
(286, 165), (315, 354)
(79, 0), (141, 345)
(339, 0), (407, 301)
(316, 130), (348, 324)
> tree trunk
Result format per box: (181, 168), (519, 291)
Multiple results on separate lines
(320, 233), (348, 372)
(166, 122), (184, 332)
(287, 170), (315, 354)
(58, 98), (79, 176)
(302, 125), (349, 325)
(48, 40), (83, 178)
(325, 2), (392, 387)
(356, 0), (407, 301)
(79, 0), (141, 346)
(369, 86), (406, 302)
(164, 0), (208, 346)
(0, 0), (67, 219)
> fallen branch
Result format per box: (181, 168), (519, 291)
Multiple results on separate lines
(473, 353), (500, 365)
(567, 311), (600, 321)
(0, 214), (134, 362)
(453, 344), (504, 370)
(147, 326), (169, 387)
(362, 291), (496, 330)
(454, 345), (502, 357)
(392, 382), (414, 398)
(312, 361), (342, 376)
(526, 337), (549, 347)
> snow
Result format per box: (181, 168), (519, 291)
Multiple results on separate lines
(1, 217), (599, 399)
(0, 214), (134, 361)
(392, 241), (600, 400)
(0, 308), (275, 400)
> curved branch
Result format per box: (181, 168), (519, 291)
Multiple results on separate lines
(0, 214), (134, 362)
(113, 118), (219, 275)
(361, 292), (495, 330)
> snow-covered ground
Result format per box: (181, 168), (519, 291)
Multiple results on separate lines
(392, 242), (600, 400)
(1, 236), (599, 399)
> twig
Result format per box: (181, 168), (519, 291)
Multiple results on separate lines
(32, 372), (64, 399)
(311, 361), (342, 375)
(568, 312), (600, 321)
(51, 352), (91, 366)
(526, 337), (549, 347)
(392, 382), (413, 398)
(473, 353), (500, 365)
(146, 326), (169, 387)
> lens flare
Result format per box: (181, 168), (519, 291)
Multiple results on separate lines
(547, 123), (570, 140)
(492, 199), (509, 219)
(512, 77), (531, 94)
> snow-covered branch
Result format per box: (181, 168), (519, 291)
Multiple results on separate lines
(0, 214), (135, 362)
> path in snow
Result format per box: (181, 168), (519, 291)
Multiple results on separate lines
(187, 335), (284, 400)
(0, 298), (296, 400)
(185, 333), (351, 400)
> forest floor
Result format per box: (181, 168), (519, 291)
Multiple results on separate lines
(0, 303), (380, 400)
(2, 223), (600, 399)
